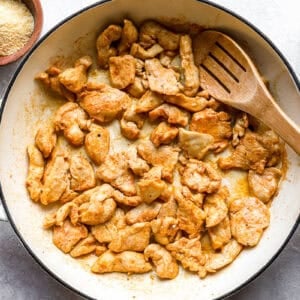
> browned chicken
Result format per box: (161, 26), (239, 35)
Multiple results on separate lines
(126, 147), (150, 177)
(218, 130), (282, 174)
(54, 102), (90, 146)
(248, 168), (282, 203)
(126, 76), (147, 98)
(91, 250), (152, 274)
(53, 219), (88, 253)
(26, 145), (45, 202)
(125, 202), (161, 225)
(109, 222), (151, 252)
(230, 197), (270, 246)
(70, 234), (97, 258)
(130, 43), (164, 60)
(79, 84), (131, 123)
(135, 90), (163, 113)
(112, 190), (143, 207)
(149, 103), (189, 127)
(190, 108), (232, 152)
(137, 140), (180, 182)
(208, 216), (231, 250)
(150, 122), (178, 147)
(232, 113), (249, 147)
(144, 244), (179, 279)
(35, 122), (57, 158)
(118, 19), (138, 54)
(84, 123), (110, 165)
(181, 185), (204, 207)
(157, 198), (177, 219)
(151, 217), (179, 245)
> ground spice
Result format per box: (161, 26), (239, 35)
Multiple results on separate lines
(0, 0), (34, 56)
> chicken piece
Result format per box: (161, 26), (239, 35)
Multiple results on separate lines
(79, 84), (131, 123)
(120, 100), (145, 140)
(53, 219), (88, 253)
(159, 52), (173, 68)
(180, 159), (221, 194)
(230, 197), (270, 246)
(118, 19), (138, 54)
(35, 122), (57, 158)
(126, 76), (147, 98)
(112, 190), (143, 207)
(109, 222), (151, 252)
(60, 180), (79, 204)
(109, 55), (136, 89)
(145, 59), (181, 95)
(130, 43), (164, 60)
(95, 245), (108, 256)
(40, 149), (69, 205)
(178, 128), (213, 160)
(179, 35), (200, 96)
(150, 122), (178, 147)
(208, 216), (231, 250)
(149, 103), (189, 127)
(218, 130), (282, 174)
(126, 202), (161, 225)
(163, 93), (208, 112)
(157, 198), (177, 218)
(166, 237), (206, 274)
(96, 24), (122, 68)
(205, 239), (242, 273)
(232, 113), (249, 147)
(96, 152), (136, 196)
(137, 167), (166, 204)
(54, 202), (77, 226)
(181, 185), (204, 207)
(127, 147), (150, 177)
(159, 184), (175, 203)
(70, 234), (97, 258)
(190, 108), (232, 153)
(175, 188), (206, 237)
(135, 90), (163, 113)
(84, 123), (110, 165)
(43, 212), (57, 229)
(69, 155), (96, 191)
(139, 20), (180, 50)
(144, 244), (179, 279)
(58, 56), (92, 93)
(204, 187), (229, 227)
(137, 140), (180, 182)
(26, 145), (45, 202)
(151, 217), (179, 245)
(248, 168), (282, 203)
(92, 250), (152, 274)
(92, 208), (126, 243)
(54, 102), (90, 146)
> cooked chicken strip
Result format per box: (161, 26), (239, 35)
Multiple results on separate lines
(144, 244), (179, 279)
(232, 113), (249, 147)
(126, 76), (147, 98)
(118, 19), (138, 54)
(127, 147), (150, 177)
(92, 250), (152, 274)
(70, 234), (97, 258)
(151, 217), (179, 245)
(208, 216), (231, 250)
(112, 190), (143, 207)
(150, 122), (178, 147)
(181, 185), (204, 207)
(135, 90), (163, 113)
(35, 122), (57, 158)
(130, 43), (164, 60)
(126, 202), (161, 225)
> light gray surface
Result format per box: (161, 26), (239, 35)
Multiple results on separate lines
(0, 0), (299, 299)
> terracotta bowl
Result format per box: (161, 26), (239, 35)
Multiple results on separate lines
(0, 0), (43, 66)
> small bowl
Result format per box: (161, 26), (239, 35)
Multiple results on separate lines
(0, 0), (43, 66)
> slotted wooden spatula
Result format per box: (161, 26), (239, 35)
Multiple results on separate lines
(193, 30), (300, 154)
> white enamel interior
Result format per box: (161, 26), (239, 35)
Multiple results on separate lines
(0, 0), (300, 299)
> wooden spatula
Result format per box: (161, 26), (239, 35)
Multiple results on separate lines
(193, 30), (300, 154)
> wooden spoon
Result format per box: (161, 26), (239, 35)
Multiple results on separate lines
(193, 30), (300, 154)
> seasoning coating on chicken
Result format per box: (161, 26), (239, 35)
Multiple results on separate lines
(204, 187), (229, 227)
(79, 83), (131, 123)
(232, 113), (249, 147)
(40, 149), (69, 205)
(92, 250), (152, 274)
(137, 140), (180, 182)
(35, 122), (57, 158)
(118, 19), (138, 54)
(54, 102), (90, 146)
(58, 56), (92, 93)
(127, 147), (150, 177)
(180, 35), (200, 96)
(180, 159), (221, 194)
(205, 239), (242, 273)
(157, 198), (177, 218)
(96, 24), (122, 68)
(135, 90), (163, 113)
(144, 244), (179, 279)
(190, 108), (232, 152)
(150, 122), (178, 147)
(181, 185), (204, 207)
(109, 222), (151, 252)
(130, 43), (164, 60)
(219, 130), (282, 174)
(126, 76), (147, 98)
(126, 202), (161, 225)
(92, 208), (126, 243)
(84, 123), (110, 165)
(112, 190), (143, 207)
(53, 219), (88, 253)
(145, 59), (181, 95)
(139, 21), (180, 50)
(248, 168), (282, 203)
(208, 216), (231, 250)
(69, 155), (96, 191)
(178, 128), (213, 160)
(52, 202), (77, 227)
(149, 103), (189, 127)
(230, 197), (270, 246)
(109, 55), (136, 89)
(70, 234), (97, 258)
(26, 145), (45, 202)
(151, 217), (179, 245)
